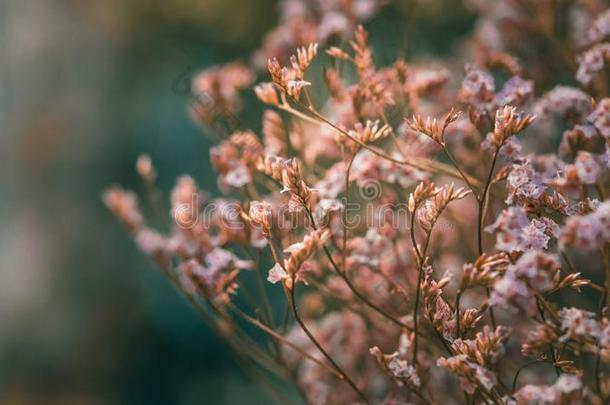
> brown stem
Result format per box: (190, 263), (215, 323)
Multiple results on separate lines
(442, 146), (480, 199)
(229, 304), (342, 379)
(286, 284), (370, 404)
(304, 207), (412, 330)
(343, 147), (361, 273)
(410, 207), (423, 365)
(279, 97), (481, 187)
(455, 290), (463, 339)
(536, 298), (560, 377)
(477, 146), (501, 328)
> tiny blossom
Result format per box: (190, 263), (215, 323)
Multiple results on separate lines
(515, 374), (583, 404)
(436, 354), (497, 395)
(481, 132), (522, 161)
(558, 307), (601, 342)
(268, 263), (289, 284)
(314, 198), (343, 225)
(103, 186), (143, 231)
(459, 65), (495, 110)
(314, 163), (346, 198)
(370, 347), (421, 389)
(588, 9), (610, 44)
(505, 161), (546, 206)
(495, 76), (534, 107)
(485, 207), (529, 252)
(533, 86), (592, 121)
(574, 151), (602, 184)
(587, 98), (610, 139)
(135, 228), (167, 256)
(560, 201), (610, 251)
(490, 251), (559, 315)
(576, 43), (610, 85)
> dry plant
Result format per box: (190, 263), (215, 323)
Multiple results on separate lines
(106, 1), (610, 403)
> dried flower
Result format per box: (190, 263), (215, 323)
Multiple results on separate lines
(103, 186), (143, 232)
(560, 201), (610, 251)
(136, 154), (156, 183)
(490, 105), (535, 147)
(348, 120), (392, 144)
(370, 346), (421, 389)
(576, 43), (610, 85)
(405, 108), (460, 146)
(254, 82), (280, 106)
(247, 201), (273, 238)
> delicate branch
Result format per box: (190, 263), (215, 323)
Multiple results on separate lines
(285, 283), (371, 404)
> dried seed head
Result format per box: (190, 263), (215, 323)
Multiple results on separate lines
(267, 58), (283, 86)
(268, 229), (330, 285)
(492, 105), (535, 147)
(326, 46), (350, 60)
(103, 186), (143, 232)
(460, 253), (510, 290)
(410, 181), (438, 211)
(417, 183), (470, 231)
(254, 82), (279, 106)
(522, 322), (559, 358)
(285, 79), (311, 98)
(351, 25), (374, 78)
(451, 326), (511, 366)
(257, 155), (284, 181)
(460, 309), (485, 334)
(266, 44), (318, 99)
(262, 110), (286, 156)
(247, 201), (273, 238)
(323, 67), (345, 100)
(405, 108), (460, 146)
(295, 43), (318, 71)
(369, 347), (421, 390)
(348, 120), (392, 144)
(280, 157), (312, 207)
(136, 154), (156, 183)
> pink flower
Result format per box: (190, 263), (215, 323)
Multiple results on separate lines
(506, 161), (546, 206)
(267, 263), (289, 284)
(588, 10), (610, 44)
(574, 151), (602, 184)
(588, 98), (610, 139)
(560, 201), (610, 251)
(459, 65), (495, 110)
(558, 307), (601, 342)
(495, 76), (534, 107)
(576, 43), (610, 85)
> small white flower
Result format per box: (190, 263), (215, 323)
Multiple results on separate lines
(267, 263), (289, 284)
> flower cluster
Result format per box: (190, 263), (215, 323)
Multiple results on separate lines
(106, 1), (610, 404)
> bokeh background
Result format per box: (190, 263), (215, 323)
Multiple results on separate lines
(0, 1), (475, 403)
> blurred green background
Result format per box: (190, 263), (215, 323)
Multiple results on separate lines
(0, 0), (475, 403)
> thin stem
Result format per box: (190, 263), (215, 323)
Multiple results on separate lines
(560, 250), (605, 293)
(455, 290), (463, 339)
(442, 146), (480, 200)
(304, 207), (412, 330)
(278, 97), (481, 187)
(477, 147), (501, 255)
(343, 147), (360, 273)
(410, 207), (423, 365)
(477, 146), (501, 328)
(512, 360), (545, 392)
(229, 304), (343, 379)
(286, 284), (370, 405)
(536, 298), (560, 377)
